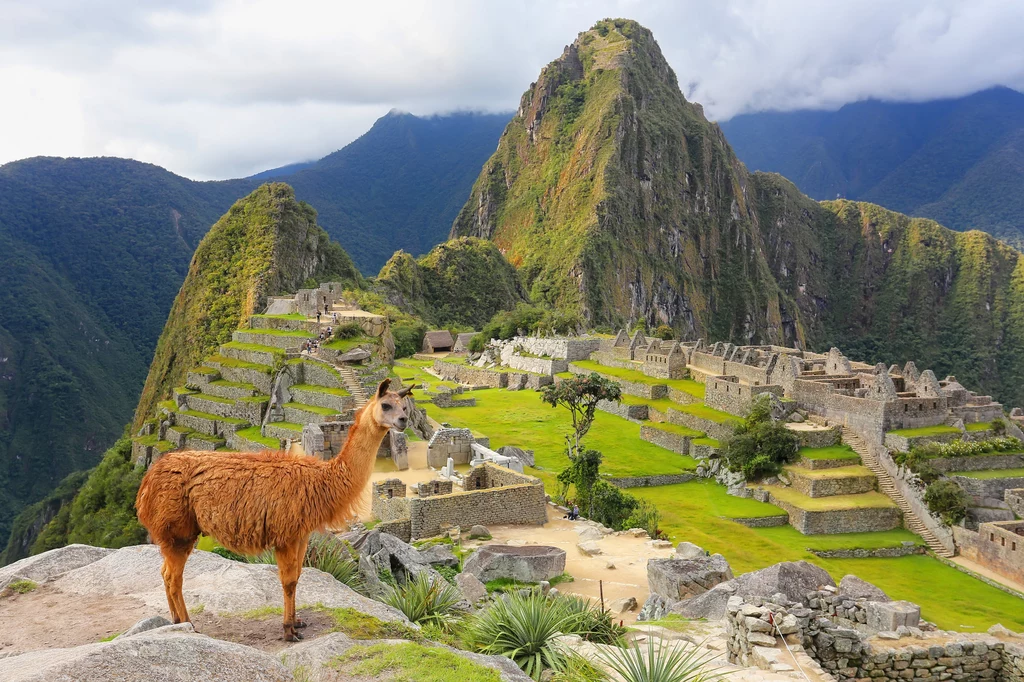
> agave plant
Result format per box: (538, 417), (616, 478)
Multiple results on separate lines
(556, 594), (626, 645)
(466, 591), (586, 680)
(382, 570), (463, 626)
(595, 637), (726, 682)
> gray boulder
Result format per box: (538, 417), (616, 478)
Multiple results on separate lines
(637, 593), (674, 622)
(647, 554), (733, 600)
(417, 543), (460, 568)
(0, 544), (114, 590)
(117, 615), (172, 639)
(0, 625), (291, 681)
(455, 572), (488, 605)
(838, 574), (889, 602)
(463, 545), (566, 583)
(281, 632), (531, 681)
(50, 544), (408, 624)
(468, 525), (492, 539)
(497, 446), (535, 468)
(674, 542), (707, 560)
(609, 596), (638, 613)
(349, 529), (443, 584)
(673, 560), (835, 620)
(866, 601), (921, 632)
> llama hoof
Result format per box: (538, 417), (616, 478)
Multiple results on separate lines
(294, 618), (307, 629)
(284, 631), (303, 642)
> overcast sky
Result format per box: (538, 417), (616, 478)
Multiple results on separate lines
(2, 0), (1023, 180)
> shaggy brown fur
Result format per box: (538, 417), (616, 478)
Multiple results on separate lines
(136, 379), (414, 641)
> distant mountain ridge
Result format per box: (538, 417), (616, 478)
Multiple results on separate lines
(720, 87), (1024, 247)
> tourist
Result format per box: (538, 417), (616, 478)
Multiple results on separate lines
(572, 504), (580, 521)
(332, 312), (338, 324)
(316, 311), (321, 326)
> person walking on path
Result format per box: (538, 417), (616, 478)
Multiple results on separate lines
(316, 311), (321, 326)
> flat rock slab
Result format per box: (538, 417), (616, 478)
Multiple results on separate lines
(647, 554), (733, 600)
(51, 544), (408, 623)
(463, 544), (566, 583)
(0, 544), (115, 590)
(674, 560), (834, 620)
(0, 625), (291, 682)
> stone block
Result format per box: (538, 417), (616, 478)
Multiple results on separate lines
(866, 601), (921, 632)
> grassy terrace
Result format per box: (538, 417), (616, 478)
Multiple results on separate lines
(222, 341), (286, 356)
(761, 486), (896, 510)
(570, 359), (705, 398)
(234, 426), (281, 449)
(206, 354), (273, 373)
(242, 328), (314, 337)
(956, 468), (1024, 479)
(669, 403), (737, 424)
(800, 445), (861, 461)
(283, 401), (339, 416)
(965, 421), (995, 432)
(888, 425), (960, 438)
(251, 313), (307, 320)
(324, 335), (375, 351)
(784, 464), (874, 479)
(290, 383), (350, 397)
(644, 421), (704, 438)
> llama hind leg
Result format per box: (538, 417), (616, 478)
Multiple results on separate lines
(160, 540), (195, 624)
(275, 537), (309, 641)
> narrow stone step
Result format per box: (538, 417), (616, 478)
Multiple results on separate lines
(221, 342), (284, 367)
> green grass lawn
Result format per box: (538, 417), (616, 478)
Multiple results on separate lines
(965, 422), (995, 432)
(289, 383), (350, 397)
(956, 468), (1024, 479)
(631, 480), (1024, 630)
(222, 341), (286, 356)
(251, 313), (307, 320)
(799, 445), (860, 461)
(761, 486), (896, 510)
(669, 403), (738, 424)
(234, 426), (280, 449)
(324, 335), (375, 351)
(888, 425), (960, 438)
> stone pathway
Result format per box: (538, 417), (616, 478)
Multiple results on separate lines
(841, 426), (953, 557)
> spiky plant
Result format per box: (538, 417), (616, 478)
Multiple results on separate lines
(466, 591), (580, 680)
(382, 571), (462, 626)
(244, 532), (366, 594)
(556, 594), (625, 645)
(595, 637), (725, 682)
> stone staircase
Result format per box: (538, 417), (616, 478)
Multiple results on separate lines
(336, 364), (368, 408)
(840, 426), (954, 557)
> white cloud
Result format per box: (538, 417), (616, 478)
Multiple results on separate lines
(1, 0), (1022, 179)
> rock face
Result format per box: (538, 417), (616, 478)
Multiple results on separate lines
(497, 446), (535, 468)
(674, 542), (707, 560)
(454, 572), (488, 605)
(463, 545), (566, 583)
(674, 560), (835, 620)
(348, 529), (446, 585)
(647, 554), (734, 600)
(281, 632), (532, 681)
(48, 544), (408, 623)
(0, 624), (292, 682)
(838, 574), (889, 602)
(0, 544), (115, 590)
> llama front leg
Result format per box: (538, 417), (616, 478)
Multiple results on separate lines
(159, 541), (193, 625)
(275, 539), (307, 641)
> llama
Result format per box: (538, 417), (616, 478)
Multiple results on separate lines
(136, 378), (415, 641)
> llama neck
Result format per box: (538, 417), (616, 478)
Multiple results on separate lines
(329, 404), (389, 482)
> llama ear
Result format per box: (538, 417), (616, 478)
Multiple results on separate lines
(376, 378), (391, 399)
(398, 384), (417, 397)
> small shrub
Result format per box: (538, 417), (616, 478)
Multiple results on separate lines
(623, 499), (661, 539)
(551, 654), (606, 682)
(589, 480), (639, 531)
(466, 591), (573, 679)
(557, 594), (626, 645)
(6, 579), (38, 594)
(991, 419), (1007, 436)
(654, 325), (674, 341)
(382, 571), (462, 626)
(332, 322), (362, 339)
(436, 564), (459, 583)
(721, 396), (799, 481)
(924, 480), (969, 525)
(211, 546), (247, 562)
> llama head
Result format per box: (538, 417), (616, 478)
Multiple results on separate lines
(368, 378), (416, 432)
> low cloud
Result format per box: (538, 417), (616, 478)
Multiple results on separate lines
(2, 0), (1022, 179)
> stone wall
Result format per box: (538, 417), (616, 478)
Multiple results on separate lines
(730, 515), (789, 528)
(931, 454), (1024, 474)
(953, 474), (1024, 508)
(506, 354), (568, 375)
(788, 471), (876, 498)
(606, 473), (696, 488)
(666, 408), (735, 441)
(431, 393), (477, 408)
(690, 350), (726, 376)
(598, 399), (648, 421)
(766, 491), (902, 534)
(791, 379), (889, 443)
(667, 387), (701, 405)
(704, 376), (783, 417)
(883, 430), (963, 452)
(725, 593), (1019, 682)
(640, 425), (691, 454)
(568, 363), (667, 399)
(791, 425), (842, 448)
(377, 519), (412, 543)
(433, 360), (507, 388)
(953, 521), (1024, 586)
(503, 336), (601, 361)
(426, 427), (476, 467)
(721, 359), (772, 387)
(1008, 489), (1024, 518)
(588, 351), (640, 371)
(810, 544), (925, 558)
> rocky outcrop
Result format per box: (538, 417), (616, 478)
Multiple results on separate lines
(0, 544), (114, 590)
(647, 554), (733, 600)
(463, 545), (566, 583)
(837, 574), (889, 602)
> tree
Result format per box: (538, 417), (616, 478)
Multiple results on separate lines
(540, 373), (622, 456)
(654, 324), (674, 340)
(924, 480), (969, 526)
(720, 395), (799, 480)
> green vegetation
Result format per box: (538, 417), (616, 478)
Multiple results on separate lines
(763, 486), (896, 511)
(569, 361), (705, 399)
(319, 605), (421, 640)
(376, 237), (527, 328)
(6, 579), (38, 594)
(596, 634), (724, 682)
(469, 304), (584, 352)
(382, 571), (462, 626)
(924, 480), (970, 525)
(784, 464), (874, 479)
(288, 383), (350, 397)
(965, 421), (995, 432)
(894, 436), (1023, 475)
(241, 533), (366, 595)
(134, 183), (361, 428)
(956, 468), (1024, 479)
(1, 469), (89, 565)
(645, 422), (704, 438)
(720, 396), (800, 480)
(668, 404), (736, 424)
(332, 642), (502, 682)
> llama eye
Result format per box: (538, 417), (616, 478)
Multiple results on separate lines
(381, 403), (392, 411)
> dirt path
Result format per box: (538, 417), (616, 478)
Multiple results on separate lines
(949, 556), (1024, 595)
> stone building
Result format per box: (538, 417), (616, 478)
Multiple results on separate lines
(452, 332), (476, 352)
(641, 340), (689, 379)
